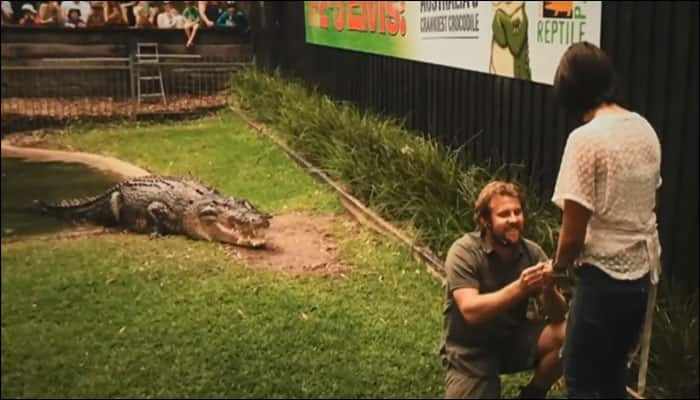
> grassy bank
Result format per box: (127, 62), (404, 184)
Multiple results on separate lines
(231, 69), (560, 258)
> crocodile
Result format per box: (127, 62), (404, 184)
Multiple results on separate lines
(34, 175), (271, 248)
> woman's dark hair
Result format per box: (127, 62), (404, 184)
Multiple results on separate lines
(554, 41), (619, 117)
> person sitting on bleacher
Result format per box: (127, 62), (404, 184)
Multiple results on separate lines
(133, 1), (157, 28)
(157, 1), (185, 29)
(103, 1), (127, 26)
(183, 1), (202, 48)
(215, 1), (248, 34)
(61, 1), (91, 26)
(36, 1), (62, 26)
(87, 2), (106, 27)
(18, 3), (38, 26)
(198, 1), (222, 28)
(120, 1), (137, 26)
(64, 8), (86, 28)
(1, 1), (14, 25)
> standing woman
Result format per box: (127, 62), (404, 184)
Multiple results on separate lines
(549, 41), (662, 398)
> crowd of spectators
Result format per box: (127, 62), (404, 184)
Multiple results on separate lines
(2, 1), (250, 45)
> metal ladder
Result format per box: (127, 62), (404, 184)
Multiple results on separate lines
(135, 43), (166, 105)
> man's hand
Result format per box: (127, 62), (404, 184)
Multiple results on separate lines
(518, 262), (547, 295)
(455, 262), (548, 325)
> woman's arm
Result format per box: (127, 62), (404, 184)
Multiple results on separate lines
(539, 284), (568, 322)
(552, 199), (591, 273)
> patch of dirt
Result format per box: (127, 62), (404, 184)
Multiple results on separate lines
(222, 212), (351, 278)
(4, 212), (355, 278)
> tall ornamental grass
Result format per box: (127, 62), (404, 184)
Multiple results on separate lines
(232, 68), (560, 257)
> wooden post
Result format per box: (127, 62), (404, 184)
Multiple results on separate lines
(128, 52), (136, 115)
(636, 282), (658, 396)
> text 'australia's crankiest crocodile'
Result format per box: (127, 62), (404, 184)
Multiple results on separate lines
(34, 175), (271, 248)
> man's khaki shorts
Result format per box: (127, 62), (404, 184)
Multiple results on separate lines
(445, 367), (501, 398)
(444, 320), (546, 398)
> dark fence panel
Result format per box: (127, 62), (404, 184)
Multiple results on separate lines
(254, 2), (698, 291)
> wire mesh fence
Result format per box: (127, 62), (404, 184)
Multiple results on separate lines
(1, 55), (250, 132)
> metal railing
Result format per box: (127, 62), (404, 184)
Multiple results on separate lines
(1, 54), (251, 131)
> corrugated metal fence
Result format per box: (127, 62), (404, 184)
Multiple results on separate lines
(253, 1), (698, 292)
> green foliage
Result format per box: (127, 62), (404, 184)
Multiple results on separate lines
(644, 288), (699, 399)
(233, 68), (561, 257)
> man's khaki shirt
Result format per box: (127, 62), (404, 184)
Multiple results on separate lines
(440, 231), (547, 376)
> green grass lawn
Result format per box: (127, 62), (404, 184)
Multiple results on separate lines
(2, 112), (560, 398)
(2, 228), (444, 398)
(41, 112), (341, 215)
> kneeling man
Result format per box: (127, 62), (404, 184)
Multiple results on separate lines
(441, 181), (567, 398)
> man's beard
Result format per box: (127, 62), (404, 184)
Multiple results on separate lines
(490, 225), (522, 247)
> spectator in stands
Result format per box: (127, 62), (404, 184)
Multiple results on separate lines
(36, 1), (62, 26)
(103, 1), (127, 26)
(198, 1), (222, 28)
(18, 3), (38, 26)
(1, 1), (14, 25)
(133, 1), (157, 28)
(61, 1), (91, 26)
(215, 1), (248, 33)
(183, 1), (202, 48)
(120, 1), (137, 26)
(87, 2), (106, 27)
(65, 8), (87, 27)
(157, 1), (185, 29)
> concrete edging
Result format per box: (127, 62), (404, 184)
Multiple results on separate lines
(1, 140), (151, 179)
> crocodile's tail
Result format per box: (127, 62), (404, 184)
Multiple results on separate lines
(34, 191), (119, 226)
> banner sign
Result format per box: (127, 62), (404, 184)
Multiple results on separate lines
(304, 1), (602, 85)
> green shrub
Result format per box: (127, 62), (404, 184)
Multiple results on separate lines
(645, 288), (699, 398)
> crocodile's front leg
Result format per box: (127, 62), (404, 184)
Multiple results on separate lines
(146, 201), (178, 237)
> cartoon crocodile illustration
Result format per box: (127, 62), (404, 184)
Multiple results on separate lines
(34, 175), (271, 248)
(490, 1), (532, 80)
